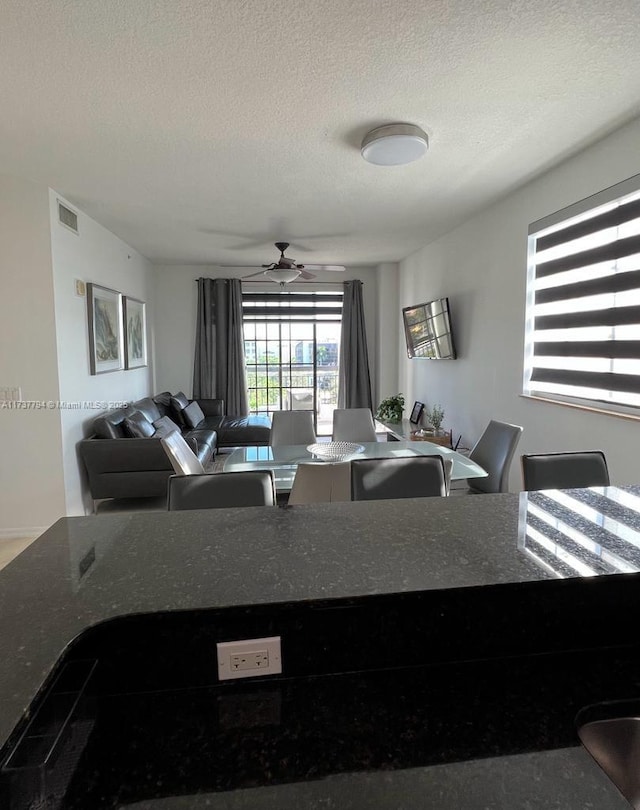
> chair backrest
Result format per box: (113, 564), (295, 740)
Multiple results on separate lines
(467, 420), (523, 493)
(521, 451), (610, 491)
(351, 455), (447, 501)
(270, 410), (317, 446)
(442, 457), (454, 495)
(332, 408), (377, 443)
(288, 462), (351, 505)
(161, 432), (206, 475)
(168, 471), (276, 510)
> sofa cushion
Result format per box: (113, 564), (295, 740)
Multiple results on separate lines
(182, 400), (205, 429)
(183, 428), (217, 461)
(152, 415), (181, 438)
(195, 415), (225, 431)
(123, 411), (155, 438)
(153, 391), (173, 418)
(133, 397), (162, 424)
(93, 406), (133, 439)
(170, 391), (190, 425)
(94, 414), (125, 439)
(218, 415), (271, 446)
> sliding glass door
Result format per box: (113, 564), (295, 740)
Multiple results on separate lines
(242, 291), (342, 435)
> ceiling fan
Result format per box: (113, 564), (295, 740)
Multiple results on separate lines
(242, 242), (345, 285)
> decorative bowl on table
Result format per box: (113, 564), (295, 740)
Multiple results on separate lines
(306, 442), (365, 462)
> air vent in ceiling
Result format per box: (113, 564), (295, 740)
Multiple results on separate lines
(58, 201), (78, 234)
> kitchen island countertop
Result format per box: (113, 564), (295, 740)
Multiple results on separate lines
(2, 486), (640, 806)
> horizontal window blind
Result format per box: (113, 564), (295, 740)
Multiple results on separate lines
(242, 291), (343, 321)
(524, 177), (640, 410)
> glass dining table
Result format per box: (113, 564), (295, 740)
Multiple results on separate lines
(223, 441), (487, 494)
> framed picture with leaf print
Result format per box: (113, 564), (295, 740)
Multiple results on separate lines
(123, 296), (147, 369)
(87, 283), (124, 375)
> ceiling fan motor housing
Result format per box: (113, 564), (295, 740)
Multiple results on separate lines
(243, 241), (345, 283)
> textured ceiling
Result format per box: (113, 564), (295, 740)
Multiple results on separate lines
(2, 0), (640, 267)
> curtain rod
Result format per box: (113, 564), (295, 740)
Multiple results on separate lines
(241, 281), (348, 285)
(194, 279), (352, 285)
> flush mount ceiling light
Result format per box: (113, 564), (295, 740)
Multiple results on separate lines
(361, 123), (429, 166)
(264, 267), (301, 284)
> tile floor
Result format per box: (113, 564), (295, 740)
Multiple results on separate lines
(0, 535), (38, 572)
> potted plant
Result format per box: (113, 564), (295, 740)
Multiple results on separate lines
(376, 393), (405, 423)
(426, 404), (445, 434)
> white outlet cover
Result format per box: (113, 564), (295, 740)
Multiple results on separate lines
(216, 636), (282, 681)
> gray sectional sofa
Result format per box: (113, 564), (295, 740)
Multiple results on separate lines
(79, 391), (271, 502)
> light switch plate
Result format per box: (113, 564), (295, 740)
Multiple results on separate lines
(0, 387), (21, 402)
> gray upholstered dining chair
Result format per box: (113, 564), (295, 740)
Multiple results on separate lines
(332, 408), (377, 443)
(167, 470), (276, 510)
(160, 431), (206, 476)
(287, 462), (351, 505)
(350, 455), (447, 501)
(270, 410), (317, 446)
(466, 420), (523, 493)
(521, 451), (610, 491)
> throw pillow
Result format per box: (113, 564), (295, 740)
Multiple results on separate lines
(182, 400), (205, 429)
(153, 391), (173, 418)
(170, 391), (190, 425)
(152, 415), (181, 438)
(153, 391), (172, 408)
(123, 411), (155, 438)
(93, 414), (124, 439)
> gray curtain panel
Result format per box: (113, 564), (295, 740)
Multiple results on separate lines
(193, 278), (249, 416)
(338, 280), (373, 410)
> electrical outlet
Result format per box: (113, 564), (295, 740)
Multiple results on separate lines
(217, 636), (282, 681)
(230, 650), (269, 671)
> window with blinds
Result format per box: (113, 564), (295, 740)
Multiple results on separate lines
(242, 290), (343, 321)
(524, 175), (640, 412)
(241, 290), (343, 432)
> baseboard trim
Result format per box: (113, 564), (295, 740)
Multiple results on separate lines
(0, 527), (47, 541)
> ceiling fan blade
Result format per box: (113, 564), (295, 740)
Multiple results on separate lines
(298, 269), (316, 280)
(300, 264), (346, 272)
(218, 263), (267, 268)
(242, 270), (268, 279)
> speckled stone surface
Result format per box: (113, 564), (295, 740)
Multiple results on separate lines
(2, 486), (640, 803)
(10, 645), (640, 808)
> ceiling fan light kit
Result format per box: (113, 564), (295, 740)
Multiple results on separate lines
(361, 123), (429, 166)
(264, 267), (301, 284)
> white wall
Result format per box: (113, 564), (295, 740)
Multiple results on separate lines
(153, 264), (381, 403)
(376, 263), (400, 402)
(0, 175), (66, 535)
(399, 115), (640, 490)
(49, 191), (155, 515)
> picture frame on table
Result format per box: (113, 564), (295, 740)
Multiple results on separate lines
(87, 283), (124, 375)
(409, 401), (424, 424)
(123, 296), (147, 370)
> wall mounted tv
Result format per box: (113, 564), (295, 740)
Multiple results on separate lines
(402, 297), (457, 359)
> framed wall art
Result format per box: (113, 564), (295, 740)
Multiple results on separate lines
(409, 401), (424, 424)
(123, 296), (147, 370)
(87, 283), (124, 375)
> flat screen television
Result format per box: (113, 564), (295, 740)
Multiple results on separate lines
(402, 297), (457, 359)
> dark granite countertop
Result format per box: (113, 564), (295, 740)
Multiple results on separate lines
(2, 486), (640, 806)
(10, 645), (640, 808)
